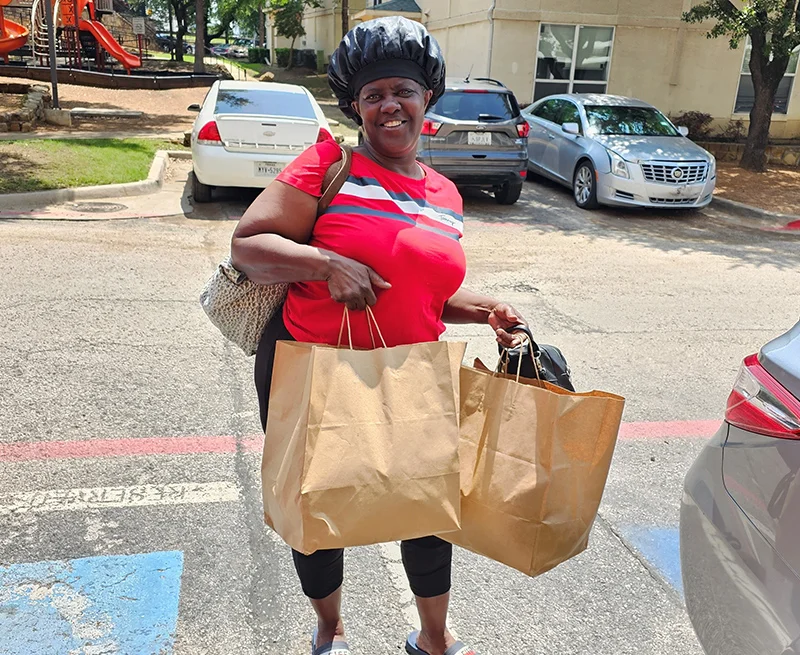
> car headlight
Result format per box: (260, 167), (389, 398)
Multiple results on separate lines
(708, 156), (717, 178)
(608, 149), (630, 179)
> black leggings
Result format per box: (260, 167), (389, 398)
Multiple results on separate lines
(292, 536), (452, 600)
(255, 310), (453, 600)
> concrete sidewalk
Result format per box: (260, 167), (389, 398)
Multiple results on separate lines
(0, 159), (195, 221)
(0, 131), (187, 142)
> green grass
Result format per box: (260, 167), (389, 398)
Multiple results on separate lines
(239, 62), (268, 73)
(148, 50), (195, 63)
(0, 139), (185, 194)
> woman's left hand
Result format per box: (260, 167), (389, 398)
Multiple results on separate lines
(488, 303), (527, 349)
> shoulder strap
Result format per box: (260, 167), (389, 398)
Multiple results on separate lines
(317, 144), (353, 217)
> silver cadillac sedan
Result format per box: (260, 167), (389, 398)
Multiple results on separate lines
(522, 94), (717, 210)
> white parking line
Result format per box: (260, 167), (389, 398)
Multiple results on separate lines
(0, 482), (239, 515)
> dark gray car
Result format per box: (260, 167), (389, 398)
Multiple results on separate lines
(681, 319), (800, 654)
(416, 77), (529, 205)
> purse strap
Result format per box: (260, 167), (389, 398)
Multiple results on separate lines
(317, 145), (353, 216)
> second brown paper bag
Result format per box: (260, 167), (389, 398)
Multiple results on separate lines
(441, 360), (625, 577)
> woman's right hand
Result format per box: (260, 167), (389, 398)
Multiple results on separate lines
(323, 251), (391, 310)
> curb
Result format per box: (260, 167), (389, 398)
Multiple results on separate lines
(712, 196), (800, 232)
(0, 150), (191, 210)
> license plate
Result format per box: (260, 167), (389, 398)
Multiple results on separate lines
(255, 162), (284, 177)
(467, 132), (492, 146)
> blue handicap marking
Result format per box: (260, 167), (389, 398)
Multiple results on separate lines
(0, 551), (184, 655)
(620, 526), (683, 596)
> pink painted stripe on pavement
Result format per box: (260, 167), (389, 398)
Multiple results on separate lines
(618, 420), (721, 439)
(0, 435), (264, 463)
(0, 420), (722, 463)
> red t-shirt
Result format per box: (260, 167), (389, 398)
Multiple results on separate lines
(276, 140), (466, 348)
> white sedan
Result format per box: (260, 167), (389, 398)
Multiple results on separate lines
(188, 80), (332, 203)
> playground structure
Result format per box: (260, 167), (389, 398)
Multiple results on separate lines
(0, 0), (29, 63)
(1, 0), (141, 73)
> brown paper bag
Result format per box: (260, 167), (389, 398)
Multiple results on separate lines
(440, 359), (625, 577)
(261, 330), (467, 555)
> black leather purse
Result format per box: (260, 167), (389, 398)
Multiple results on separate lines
(497, 324), (575, 392)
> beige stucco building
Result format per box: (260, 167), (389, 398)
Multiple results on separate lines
(297, 0), (800, 138)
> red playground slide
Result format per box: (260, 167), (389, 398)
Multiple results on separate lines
(78, 18), (140, 71)
(0, 0), (29, 63)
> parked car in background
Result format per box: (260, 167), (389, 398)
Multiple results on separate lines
(681, 319), (800, 655)
(189, 81), (332, 203)
(211, 44), (233, 57)
(154, 32), (174, 52)
(416, 77), (529, 205)
(522, 94), (717, 210)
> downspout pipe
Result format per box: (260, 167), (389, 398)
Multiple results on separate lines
(486, 0), (496, 77)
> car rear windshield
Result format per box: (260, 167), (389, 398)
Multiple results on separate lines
(584, 106), (679, 137)
(214, 89), (316, 119)
(429, 90), (519, 122)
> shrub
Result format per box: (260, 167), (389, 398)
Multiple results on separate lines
(248, 47), (270, 64)
(671, 111), (714, 141)
(718, 119), (746, 143)
(276, 48), (291, 68)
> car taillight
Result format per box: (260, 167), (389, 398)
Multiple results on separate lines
(517, 122), (530, 138)
(317, 128), (334, 143)
(197, 121), (222, 145)
(421, 119), (442, 136)
(462, 89), (488, 93)
(725, 354), (800, 439)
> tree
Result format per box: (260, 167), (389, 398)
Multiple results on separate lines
(267, 0), (321, 69)
(341, 0), (348, 37)
(163, 0), (194, 61)
(683, 0), (800, 171)
(194, 0), (205, 72)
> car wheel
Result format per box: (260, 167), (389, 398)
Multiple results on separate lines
(573, 161), (599, 210)
(494, 178), (523, 205)
(192, 171), (213, 203)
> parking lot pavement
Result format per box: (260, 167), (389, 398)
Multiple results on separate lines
(1, 177), (798, 654)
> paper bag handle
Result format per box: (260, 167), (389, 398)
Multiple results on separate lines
(497, 327), (542, 384)
(336, 306), (388, 350)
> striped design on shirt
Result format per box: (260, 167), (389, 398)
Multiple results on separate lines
(325, 175), (464, 239)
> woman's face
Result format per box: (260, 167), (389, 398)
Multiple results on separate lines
(352, 77), (434, 158)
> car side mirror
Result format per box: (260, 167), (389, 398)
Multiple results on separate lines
(678, 126), (690, 137)
(187, 104), (201, 112)
(562, 122), (580, 136)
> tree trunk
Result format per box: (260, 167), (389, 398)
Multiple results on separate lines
(341, 0), (349, 37)
(287, 35), (296, 69)
(175, 26), (186, 62)
(168, 1), (174, 61)
(194, 0), (205, 73)
(740, 83), (775, 171)
(258, 8), (265, 49)
(174, 1), (187, 63)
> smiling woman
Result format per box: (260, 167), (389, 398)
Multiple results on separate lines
(228, 16), (528, 655)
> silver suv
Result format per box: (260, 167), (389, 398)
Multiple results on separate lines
(417, 77), (529, 205)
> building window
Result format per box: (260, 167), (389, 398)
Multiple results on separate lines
(534, 24), (615, 102)
(735, 39), (800, 115)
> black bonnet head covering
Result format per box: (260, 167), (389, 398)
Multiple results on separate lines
(328, 16), (446, 125)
